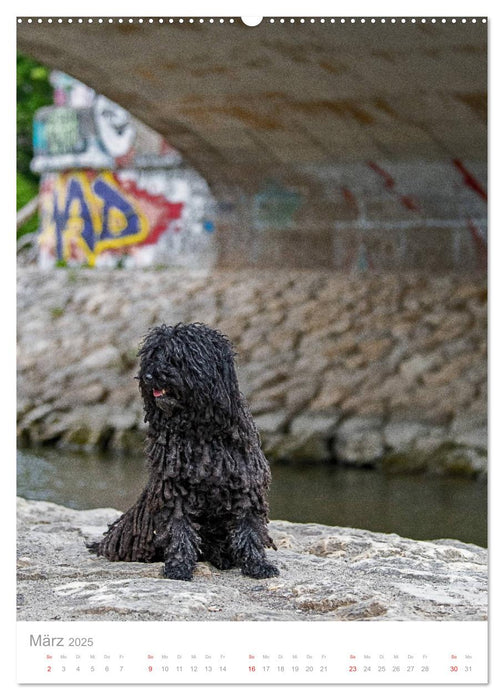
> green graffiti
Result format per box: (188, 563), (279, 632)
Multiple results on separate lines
(43, 108), (82, 155)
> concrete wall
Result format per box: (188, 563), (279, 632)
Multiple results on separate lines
(18, 17), (487, 271)
(215, 159), (487, 270)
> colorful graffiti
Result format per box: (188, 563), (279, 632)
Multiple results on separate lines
(33, 107), (84, 156)
(38, 171), (183, 267)
(32, 72), (217, 269)
(32, 74), (181, 173)
(93, 95), (136, 158)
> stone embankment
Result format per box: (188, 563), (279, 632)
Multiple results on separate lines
(17, 265), (487, 475)
(17, 497), (487, 621)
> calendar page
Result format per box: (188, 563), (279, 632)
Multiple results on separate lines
(17, 621), (487, 683)
(15, 3), (489, 690)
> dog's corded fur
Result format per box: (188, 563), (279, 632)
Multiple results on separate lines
(91, 322), (279, 581)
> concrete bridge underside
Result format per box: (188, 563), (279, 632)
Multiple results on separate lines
(17, 18), (487, 270)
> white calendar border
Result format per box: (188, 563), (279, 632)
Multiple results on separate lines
(5, 0), (499, 18)
(16, 619), (488, 685)
(6, 0), (501, 696)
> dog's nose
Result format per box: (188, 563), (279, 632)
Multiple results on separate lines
(144, 373), (153, 382)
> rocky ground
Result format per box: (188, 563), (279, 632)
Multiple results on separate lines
(16, 497), (487, 622)
(17, 265), (487, 474)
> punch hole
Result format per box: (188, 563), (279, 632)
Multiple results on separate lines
(241, 17), (263, 26)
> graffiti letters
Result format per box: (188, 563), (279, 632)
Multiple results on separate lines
(39, 172), (182, 266)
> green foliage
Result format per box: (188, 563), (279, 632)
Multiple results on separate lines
(16, 172), (39, 238)
(16, 171), (38, 210)
(17, 52), (52, 181)
(17, 52), (52, 240)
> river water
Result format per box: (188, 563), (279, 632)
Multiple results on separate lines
(17, 448), (487, 547)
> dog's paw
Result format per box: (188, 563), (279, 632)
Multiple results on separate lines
(241, 559), (279, 579)
(163, 562), (194, 581)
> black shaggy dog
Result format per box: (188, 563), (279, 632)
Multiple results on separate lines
(92, 322), (279, 581)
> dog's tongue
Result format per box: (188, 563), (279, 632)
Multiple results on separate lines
(152, 388), (164, 398)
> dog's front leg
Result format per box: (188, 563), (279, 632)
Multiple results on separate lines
(232, 512), (279, 579)
(162, 512), (201, 581)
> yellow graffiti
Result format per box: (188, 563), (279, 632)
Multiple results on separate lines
(108, 207), (129, 236)
(39, 171), (150, 266)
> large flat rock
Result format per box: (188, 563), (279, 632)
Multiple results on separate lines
(16, 497), (487, 622)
